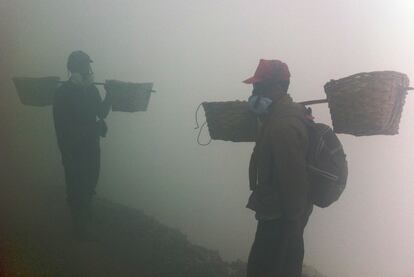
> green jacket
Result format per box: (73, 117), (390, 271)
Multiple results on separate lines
(247, 94), (312, 221)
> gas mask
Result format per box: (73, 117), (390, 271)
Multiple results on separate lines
(247, 94), (273, 115)
(70, 71), (94, 88)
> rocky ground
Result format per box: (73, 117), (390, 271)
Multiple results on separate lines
(0, 179), (324, 277)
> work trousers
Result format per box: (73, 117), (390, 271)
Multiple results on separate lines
(62, 142), (100, 219)
(247, 209), (312, 277)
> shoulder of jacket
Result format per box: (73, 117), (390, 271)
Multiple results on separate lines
(54, 82), (77, 104)
(267, 116), (308, 141)
(271, 113), (305, 127)
(55, 81), (72, 93)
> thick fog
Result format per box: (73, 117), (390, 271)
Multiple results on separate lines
(1, 0), (414, 276)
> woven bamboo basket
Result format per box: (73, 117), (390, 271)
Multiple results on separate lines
(105, 80), (153, 112)
(325, 71), (409, 136)
(12, 76), (60, 106)
(202, 101), (258, 142)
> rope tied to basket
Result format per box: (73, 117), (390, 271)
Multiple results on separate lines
(194, 103), (212, 146)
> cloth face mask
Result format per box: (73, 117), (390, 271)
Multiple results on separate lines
(248, 95), (273, 115)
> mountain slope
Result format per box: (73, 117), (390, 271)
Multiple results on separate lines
(0, 180), (244, 277)
(0, 179), (324, 277)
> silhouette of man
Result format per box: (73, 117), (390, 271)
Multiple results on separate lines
(53, 51), (112, 239)
(244, 59), (313, 276)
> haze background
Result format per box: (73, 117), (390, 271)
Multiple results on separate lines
(1, 0), (414, 276)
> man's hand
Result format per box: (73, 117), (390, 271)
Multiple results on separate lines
(103, 85), (114, 102)
(97, 119), (108, 138)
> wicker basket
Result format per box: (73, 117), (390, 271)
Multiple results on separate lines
(325, 71), (409, 136)
(105, 80), (153, 112)
(202, 101), (258, 142)
(12, 76), (60, 106)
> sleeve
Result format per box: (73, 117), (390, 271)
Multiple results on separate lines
(96, 86), (111, 119)
(91, 86), (109, 137)
(249, 144), (258, 191)
(270, 119), (310, 221)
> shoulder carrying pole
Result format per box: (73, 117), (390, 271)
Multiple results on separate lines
(299, 87), (413, 106)
(57, 81), (156, 92)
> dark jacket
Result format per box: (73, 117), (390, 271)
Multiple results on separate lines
(247, 94), (311, 221)
(53, 81), (110, 161)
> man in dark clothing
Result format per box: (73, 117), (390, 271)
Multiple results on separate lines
(244, 59), (313, 277)
(53, 51), (112, 239)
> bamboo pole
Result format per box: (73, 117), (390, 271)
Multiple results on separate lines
(57, 80), (156, 92)
(299, 99), (328, 106)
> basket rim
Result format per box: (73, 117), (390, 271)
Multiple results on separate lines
(324, 71), (409, 91)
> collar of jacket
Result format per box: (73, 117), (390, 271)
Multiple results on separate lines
(264, 94), (306, 120)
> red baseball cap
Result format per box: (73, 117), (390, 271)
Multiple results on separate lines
(243, 59), (290, 84)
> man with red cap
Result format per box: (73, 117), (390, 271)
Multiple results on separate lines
(244, 59), (313, 276)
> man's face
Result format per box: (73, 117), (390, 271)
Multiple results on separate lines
(77, 61), (92, 77)
(252, 81), (276, 99)
(252, 80), (289, 101)
(69, 57), (93, 77)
